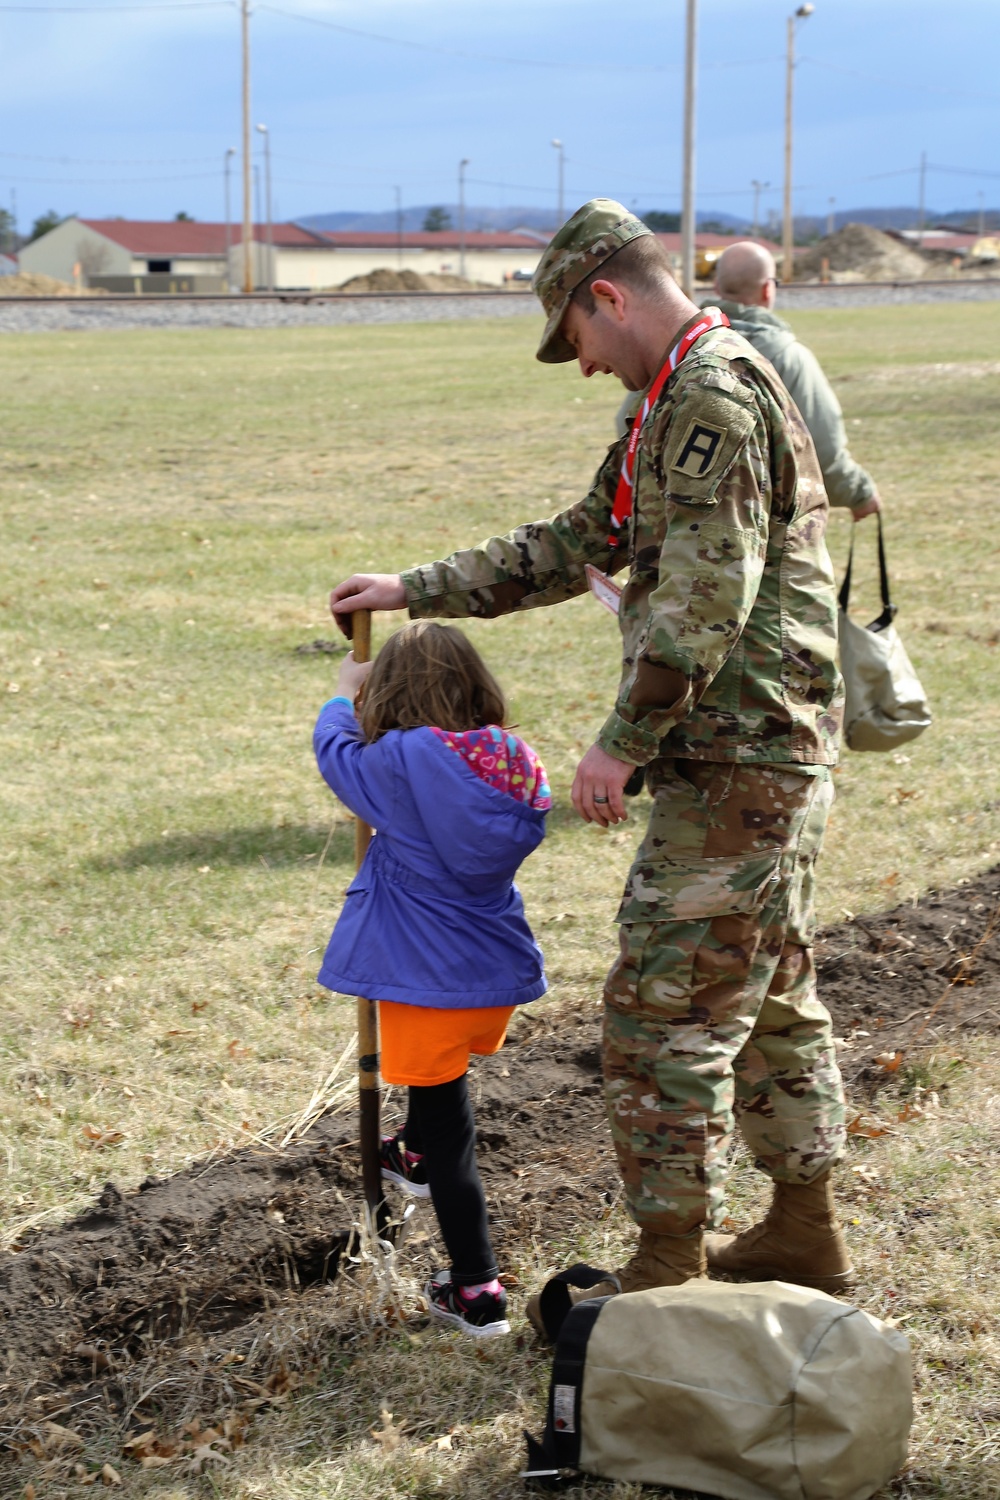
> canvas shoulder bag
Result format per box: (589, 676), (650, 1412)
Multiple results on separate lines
(838, 515), (931, 752)
(524, 1277), (912, 1500)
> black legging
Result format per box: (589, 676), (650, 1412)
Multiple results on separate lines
(403, 1073), (497, 1286)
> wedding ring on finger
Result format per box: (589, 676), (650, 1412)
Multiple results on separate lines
(593, 794), (609, 804)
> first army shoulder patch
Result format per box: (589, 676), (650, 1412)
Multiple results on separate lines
(671, 418), (727, 480)
(663, 383), (757, 504)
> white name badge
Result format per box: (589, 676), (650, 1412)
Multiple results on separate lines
(585, 563), (622, 619)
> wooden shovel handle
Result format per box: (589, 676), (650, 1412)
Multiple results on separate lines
(350, 610), (383, 1221)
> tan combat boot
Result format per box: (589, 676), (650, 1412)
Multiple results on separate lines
(617, 1228), (707, 1293)
(526, 1230), (705, 1341)
(705, 1172), (855, 1294)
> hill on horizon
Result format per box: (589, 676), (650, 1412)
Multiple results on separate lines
(295, 204), (1000, 238)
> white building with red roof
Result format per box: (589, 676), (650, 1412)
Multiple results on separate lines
(19, 216), (548, 291)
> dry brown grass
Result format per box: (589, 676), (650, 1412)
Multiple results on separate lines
(1, 304), (998, 1496)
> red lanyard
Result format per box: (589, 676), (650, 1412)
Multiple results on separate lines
(607, 307), (729, 546)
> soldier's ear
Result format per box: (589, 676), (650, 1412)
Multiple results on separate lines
(589, 278), (627, 322)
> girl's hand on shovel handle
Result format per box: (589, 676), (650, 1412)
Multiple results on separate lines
(337, 651), (373, 702)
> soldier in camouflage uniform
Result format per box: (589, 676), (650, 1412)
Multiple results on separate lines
(329, 199), (854, 1299)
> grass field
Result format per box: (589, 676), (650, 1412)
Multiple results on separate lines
(1, 304), (999, 1497)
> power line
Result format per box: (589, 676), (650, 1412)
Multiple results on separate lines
(0, 150), (219, 166)
(1, 171), (222, 184)
(0, 2), (229, 10)
(929, 162), (1000, 180)
(256, 3), (778, 75)
(256, 2), (672, 70)
(800, 54), (1000, 105)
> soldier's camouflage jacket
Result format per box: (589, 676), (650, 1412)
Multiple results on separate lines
(402, 317), (844, 768)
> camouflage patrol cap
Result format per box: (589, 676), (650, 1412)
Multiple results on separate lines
(532, 198), (653, 364)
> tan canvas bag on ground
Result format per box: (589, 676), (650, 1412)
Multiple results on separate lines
(838, 516), (931, 752)
(524, 1277), (911, 1499)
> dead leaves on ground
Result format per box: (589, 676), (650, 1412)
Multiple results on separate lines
(12, 1426), (121, 1490)
(78, 1124), (125, 1150)
(124, 1413), (247, 1474)
(61, 1007), (93, 1031)
(847, 1089), (941, 1138)
(369, 1406), (465, 1458)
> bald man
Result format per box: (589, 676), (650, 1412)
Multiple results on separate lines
(709, 242), (881, 520)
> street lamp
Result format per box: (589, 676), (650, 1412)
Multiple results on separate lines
(827, 196), (836, 238)
(680, 0), (698, 297)
(782, 2), (814, 284)
(458, 157), (469, 280)
(256, 122), (274, 293)
(551, 138), (565, 228)
(223, 146), (236, 293)
(751, 179), (769, 239)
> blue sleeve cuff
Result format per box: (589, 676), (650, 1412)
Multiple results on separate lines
(321, 695), (355, 711)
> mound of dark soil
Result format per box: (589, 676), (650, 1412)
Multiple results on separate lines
(0, 866), (996, 1452)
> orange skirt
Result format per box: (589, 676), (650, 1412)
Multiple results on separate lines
(378, 1000), (515, 1087)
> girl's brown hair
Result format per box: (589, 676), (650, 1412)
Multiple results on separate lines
(359, 621), (507, 743)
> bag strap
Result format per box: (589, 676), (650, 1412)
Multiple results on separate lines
(522, 1291), (611, 1486)
(536, 1262), (621, 1344)
(838, 512), (897, 630)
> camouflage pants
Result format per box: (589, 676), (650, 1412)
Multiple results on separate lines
(603, 760), (845, 1236)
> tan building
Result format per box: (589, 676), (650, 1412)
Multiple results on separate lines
(297, 229), (545, 288)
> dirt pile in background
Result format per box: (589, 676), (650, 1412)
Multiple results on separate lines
(0, 865), (996, 1464)
(332, 267), (494, 293)
(0, 272), (106, 298)
(794, 223), (931, 283)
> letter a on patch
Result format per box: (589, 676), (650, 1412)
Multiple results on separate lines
(672, 419), (726, 479)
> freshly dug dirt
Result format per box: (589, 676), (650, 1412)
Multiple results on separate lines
(332, 267), (494, 293)
(794, 224), (931, 283)
(816, 865), (1000, 1083)
(0, 272), (106, 298)
(0, 866), (996, 1457)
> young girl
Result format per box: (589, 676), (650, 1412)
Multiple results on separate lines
(313, 621), (551, 1338)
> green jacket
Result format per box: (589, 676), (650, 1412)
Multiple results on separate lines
(709, 300), (876, 512)
(402, 317), (843, 769)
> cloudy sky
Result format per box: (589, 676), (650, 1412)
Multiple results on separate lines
(3, 0), (999, 234)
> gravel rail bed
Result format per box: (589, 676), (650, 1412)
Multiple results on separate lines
(0, 289), (539, 334)
(776, 278), (1000, 310)
(2, 278), (999, 332)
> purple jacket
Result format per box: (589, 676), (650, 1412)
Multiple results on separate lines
(313, 699), (548, 1008)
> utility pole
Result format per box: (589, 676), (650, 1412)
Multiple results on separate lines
(224, 147), (235, 292)
(551, 138), (565, 228)
(827, 196), (835, 237)
(458, 157), (469, 280)
(680, 0), (697, 297)
(10, 188), (17, 252)
(917, 150), (926, 247)
(256, 122), (273, 292)
(977, 191), (985, 238)
(395, 185), (403, 267)
(783, 4), (814, 284)
(241, 0), (253, 293)
(751, 179), (768, 239)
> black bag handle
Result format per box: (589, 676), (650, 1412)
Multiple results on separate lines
(838, 512), (896, 631)
(535, 1262), (621, 1344)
